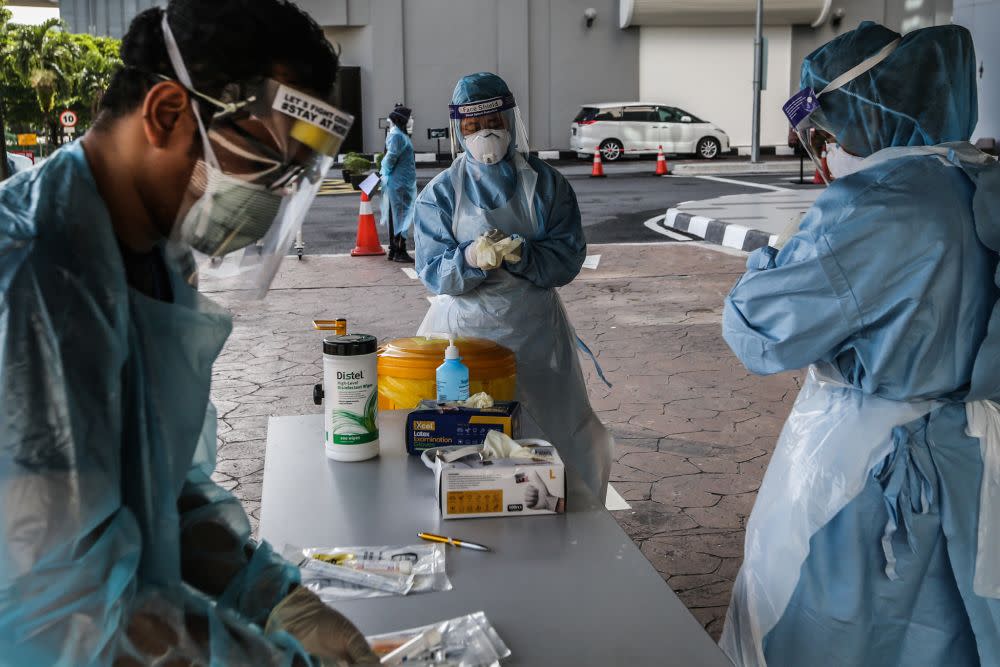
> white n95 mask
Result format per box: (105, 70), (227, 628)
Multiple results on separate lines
(180, 160), (284, 257)
(464, 129), (510, 165)
(826, 143), (867, 180)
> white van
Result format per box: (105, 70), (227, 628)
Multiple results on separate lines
(570, 102), (730, 161)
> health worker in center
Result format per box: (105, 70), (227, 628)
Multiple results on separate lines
(414, 72), (614, 499)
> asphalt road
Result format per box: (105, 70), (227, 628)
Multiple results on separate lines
(297, 159), (820, 256)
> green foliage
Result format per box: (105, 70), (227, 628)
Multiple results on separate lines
(343, 152), (372, 175)
(374, 152), (383, 172)
(0, 2), (122, 149)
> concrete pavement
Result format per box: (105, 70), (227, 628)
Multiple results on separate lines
(204, 242), (800, 638)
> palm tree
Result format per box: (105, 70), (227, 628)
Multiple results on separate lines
(8, 18), (81, 146)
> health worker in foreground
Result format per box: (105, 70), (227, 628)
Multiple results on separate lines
(0, 1), (376, 664)
(414, 72), (614, 499)
(721, 21), (1000, 666)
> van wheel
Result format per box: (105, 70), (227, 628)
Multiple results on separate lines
(697, 137), (721, 160)
(600, 139), (623, 162)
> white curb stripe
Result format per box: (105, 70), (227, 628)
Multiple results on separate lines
(687, 216), (712, 239)
(694, 175), (790, 192)
(722, 223), (750, 250)
(643, 215), (692, 241)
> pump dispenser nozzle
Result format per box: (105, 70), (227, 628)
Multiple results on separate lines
(445, 337), (460, 360)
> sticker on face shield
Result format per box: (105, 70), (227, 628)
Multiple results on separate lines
(272, 84), (353, 140)
(783, 88), (819, 130)
(449, 94), (517, 119)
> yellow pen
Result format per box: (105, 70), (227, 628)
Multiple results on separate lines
(418, 532), (491, 552)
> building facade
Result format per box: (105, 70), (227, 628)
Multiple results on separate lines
(59, 0), (994, 153)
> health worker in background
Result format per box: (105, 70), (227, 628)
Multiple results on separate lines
(381, 103), (416, 263)
(414, 72), (614, 499)
(721, 21), (1000, 667)
(0, 1), (376, 664)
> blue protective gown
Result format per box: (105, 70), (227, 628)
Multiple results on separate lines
(0, 142), (311, 665)
(414, 74), (613, 497)
(720, 21), (1000, 667)
(380, 125), (416, 236)
(415, 153), (585, 295)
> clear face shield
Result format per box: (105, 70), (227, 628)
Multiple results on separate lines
(160, 15), (354, 298)
(783, 37), (900, 185)
(448, 93), (529, 164)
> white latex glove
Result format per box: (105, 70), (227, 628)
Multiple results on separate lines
(481, 430), (534, 460)
(493, 235), (523, 264)
(525, 470), (560, 511)
(464, 234), (525, 271)
(463, 241), (484, 269)
(461, 392), (495, 409)
(265, 587), (378, 665)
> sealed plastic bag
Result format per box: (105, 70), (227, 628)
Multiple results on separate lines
(721, 364), (940, 666)
(286, 544), (452, 602)
(367, 611), (510, 666)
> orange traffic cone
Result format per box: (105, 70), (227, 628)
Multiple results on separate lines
(812, 146), (830, 184)
(350, 191), (386, 257)
(655, 145), (669, 175)
(590, 147), (606, 178)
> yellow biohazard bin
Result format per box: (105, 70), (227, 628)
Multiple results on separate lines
(377, 336), (517, 410)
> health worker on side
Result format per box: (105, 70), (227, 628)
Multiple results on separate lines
(721, 21), (1000, 667)
(0, 1), (378, 664)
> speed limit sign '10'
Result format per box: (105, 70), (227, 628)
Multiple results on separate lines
(59, 110), (78, 128)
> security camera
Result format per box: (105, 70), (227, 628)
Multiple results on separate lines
(831, 7), (846, 28)
(584, 8), (597, 28)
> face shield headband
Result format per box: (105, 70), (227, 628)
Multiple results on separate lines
(448, 94), (521, 160)
(783, 37), (900, 184)
(159, 13), (354, 298)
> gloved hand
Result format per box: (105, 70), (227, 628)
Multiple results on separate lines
(463, 233), (524, 270)
(525, 470), (561, 511)
(265, 586), (378, 666)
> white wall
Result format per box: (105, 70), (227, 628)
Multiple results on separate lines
(639, 26), (793, 148)
(324, 0), (638, 152)
(953, 0), (1000, 141)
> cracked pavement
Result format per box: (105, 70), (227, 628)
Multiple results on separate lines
(205, 242), (800, 639)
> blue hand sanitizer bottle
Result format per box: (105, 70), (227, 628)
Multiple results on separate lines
(436, 338), (470, 402)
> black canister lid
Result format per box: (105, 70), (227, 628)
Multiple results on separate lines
(323, 334), (378, 356)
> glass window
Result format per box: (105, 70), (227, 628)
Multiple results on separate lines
(593, 107), (624, 121)
(673, 108), (705, 123)
(657, 107), (679, 122)
(574, 107), (599, 122)
(622, 106), (657, 122)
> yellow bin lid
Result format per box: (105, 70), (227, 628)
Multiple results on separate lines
(378, 336), (516, 380)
